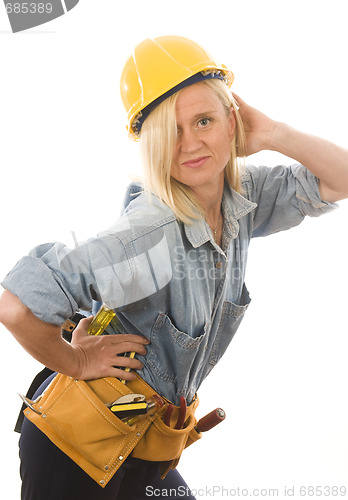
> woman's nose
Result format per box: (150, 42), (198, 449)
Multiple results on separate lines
(179, 129), (202, 153)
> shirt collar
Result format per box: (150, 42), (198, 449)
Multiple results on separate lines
(184, 183), (257, 248)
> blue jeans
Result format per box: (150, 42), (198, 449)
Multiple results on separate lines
(19, 375), (196, 500)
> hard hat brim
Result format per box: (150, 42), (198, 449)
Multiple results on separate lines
(130, 69), (233, 139)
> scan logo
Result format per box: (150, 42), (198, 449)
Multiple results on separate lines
(4, 0), (79, 33)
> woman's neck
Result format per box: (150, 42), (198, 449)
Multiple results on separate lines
(192, 178), (224, 226)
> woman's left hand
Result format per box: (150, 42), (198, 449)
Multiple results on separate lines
(233, 93), (277, 156)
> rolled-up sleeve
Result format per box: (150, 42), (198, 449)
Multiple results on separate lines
(243, 164), (338, 238)
(1, 235), (130, 326)
(1, 249), (80, 326)
(1, 210), (174, 326)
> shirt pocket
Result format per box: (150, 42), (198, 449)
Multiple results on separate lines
(209, 283), (251, 366)
(147, 313), (208, 383)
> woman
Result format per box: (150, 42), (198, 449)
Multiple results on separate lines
(0, 36), (347, 499)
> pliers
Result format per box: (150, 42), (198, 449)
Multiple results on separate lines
(163, 396), (187, 429)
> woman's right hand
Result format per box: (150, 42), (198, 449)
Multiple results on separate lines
(70, 316), (150, 381)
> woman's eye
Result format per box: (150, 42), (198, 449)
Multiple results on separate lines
(197, 117), (211, 128)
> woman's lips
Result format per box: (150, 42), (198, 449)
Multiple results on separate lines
(182, 156), (210, 168)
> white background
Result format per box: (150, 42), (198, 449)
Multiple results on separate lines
(1, 1), (348, 498)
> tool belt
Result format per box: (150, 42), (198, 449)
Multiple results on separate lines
(23, 372), (202, 488)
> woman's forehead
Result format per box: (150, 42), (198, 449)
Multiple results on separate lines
(175, 82), (224, 118)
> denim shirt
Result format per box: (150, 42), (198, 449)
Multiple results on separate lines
(2, 164), (337, 404)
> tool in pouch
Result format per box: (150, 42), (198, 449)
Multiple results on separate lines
(163, 397), (226, 432)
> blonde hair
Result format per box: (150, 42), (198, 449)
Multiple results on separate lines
(140, 79), (246, 224)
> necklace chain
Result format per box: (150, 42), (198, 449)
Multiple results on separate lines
(207, 214), (222, 242)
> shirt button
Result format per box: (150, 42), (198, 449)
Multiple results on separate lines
(216, 262), (222, 269)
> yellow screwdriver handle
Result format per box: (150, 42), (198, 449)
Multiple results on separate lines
(87, 304), (135, 384)
(87, 304), (116, 336)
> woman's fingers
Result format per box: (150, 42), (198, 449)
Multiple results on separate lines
(70, 320), (150, 380)
(110, 333), (150, 346)
(106, 366), (138, 381)
(232, 92), (244, 107)
(112, 354), (143, 369)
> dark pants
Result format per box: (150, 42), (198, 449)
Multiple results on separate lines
(19, 376), (196, 500)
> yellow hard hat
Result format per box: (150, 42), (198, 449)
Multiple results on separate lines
(120, 36), (234, 139)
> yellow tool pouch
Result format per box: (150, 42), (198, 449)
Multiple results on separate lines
(23, 373), (201, 488)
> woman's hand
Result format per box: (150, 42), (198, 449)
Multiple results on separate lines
(233, 93), (348, 202)
(71, 316), (150, 381)
(233, 93), (278, 156)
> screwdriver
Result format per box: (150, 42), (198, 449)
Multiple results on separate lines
(120, 351), (135, 384)
(87, 304), (116, 336)
(87, 304), (136, 383)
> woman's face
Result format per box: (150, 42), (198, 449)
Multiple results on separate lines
(171, 82), (236, 193)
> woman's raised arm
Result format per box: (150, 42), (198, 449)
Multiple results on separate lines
(235, 93), (348, 203)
